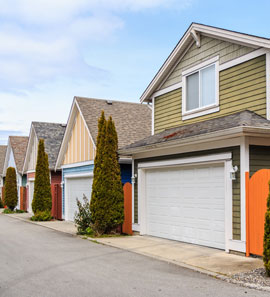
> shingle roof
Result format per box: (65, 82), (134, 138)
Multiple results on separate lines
(0, 145), (7, 175)
(121, 111), (270, 151)
(32, 122), (66, 169)
(9, 136), (29, 174)
(75, 97), (152, 149)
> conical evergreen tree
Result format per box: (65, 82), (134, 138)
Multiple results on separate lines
(90, 111), (107, 231)
(4, 167), (18, 210)
(90, 113), (124, 234)
(32, 139), (52, 214)
(263, 182), (270, 276)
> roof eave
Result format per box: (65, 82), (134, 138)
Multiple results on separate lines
(118, 126), (270, 155)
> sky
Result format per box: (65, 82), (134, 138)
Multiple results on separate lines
(0, 0), (270, 144)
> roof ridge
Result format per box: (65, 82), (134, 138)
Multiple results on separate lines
(75, 96), (150, 107)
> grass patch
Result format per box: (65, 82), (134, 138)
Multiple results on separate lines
(2, 209), (26, 214)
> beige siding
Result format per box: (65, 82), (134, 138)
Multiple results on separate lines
(27, 135), (38, 171)
(154, 55), (266, 134)
(161, 35), (255, 90)
(63, 112), (95, 165)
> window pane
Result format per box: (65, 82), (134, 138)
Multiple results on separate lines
(186, 72), (199, 111)
(201, 64), (215, 107)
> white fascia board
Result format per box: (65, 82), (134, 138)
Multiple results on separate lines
(22, 124), (36, 174)
(55, 98), (77, 170)
(151, 82), (182, 99)
(118, 157), (132, 164)
(61, 160), (94, 169)
(193, 24), (270, 49)
(119, 126), (270, 156)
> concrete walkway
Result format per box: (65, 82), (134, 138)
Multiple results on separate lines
(2, 211), (263, 277)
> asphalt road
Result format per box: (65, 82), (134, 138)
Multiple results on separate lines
(0, 215), (268, 297)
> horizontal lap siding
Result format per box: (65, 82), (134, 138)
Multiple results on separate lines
(161, 35), (255, 90)
(249, 146), (270, 177)
(134, 147), (241, 240)
(154, 55), (266, 134)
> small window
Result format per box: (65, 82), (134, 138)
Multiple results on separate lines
(186, 64), (216, 112)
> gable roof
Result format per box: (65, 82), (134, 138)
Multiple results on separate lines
(0, 145), (7, 176)
(9, 136), (29, 174)
(119, 110), (270, 154)
(32, 122), (66, 170)
(76, 97), (152, 149)
(56, 97), (152, 169)
(141, 23), (270, 103)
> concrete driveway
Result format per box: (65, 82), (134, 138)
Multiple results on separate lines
(0, 214), (268, 297)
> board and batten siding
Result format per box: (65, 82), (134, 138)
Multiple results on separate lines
(63, 111), (95, 165)
(27, 135), (38, 171)
(134, 147), (241, 240)
(249, 145), (270, 177)
(161, 35), (255, 90)
(154, 55), (266, 134)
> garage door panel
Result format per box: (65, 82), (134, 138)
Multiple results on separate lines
(66, 177), (93, 221)
(145, 165), (225, 249)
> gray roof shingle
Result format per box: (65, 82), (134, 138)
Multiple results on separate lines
(0, 145), (7, 175)
(33, 122), (66, 169)
(75, 97), (152, 149)
(9, 136), (29, 174)
(121, 110), (270, 151)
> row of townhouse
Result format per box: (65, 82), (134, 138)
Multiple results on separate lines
(1, 23), (270, 256)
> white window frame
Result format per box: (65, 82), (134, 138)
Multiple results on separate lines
(182, 56), (219, 120)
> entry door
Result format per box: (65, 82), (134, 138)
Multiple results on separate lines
(145, 164), (225, 249)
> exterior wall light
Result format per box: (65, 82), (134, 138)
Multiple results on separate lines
(131, 174), (137, 184)
(230, 166), (238, 180)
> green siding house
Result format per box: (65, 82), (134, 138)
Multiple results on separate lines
(119, 23), (270, 254)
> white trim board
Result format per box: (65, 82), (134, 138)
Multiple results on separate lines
(64, 172), (93, 179)
(61, 160), (94, 169)
(138, 152), (232, 169)
(266, 52), (270, 120)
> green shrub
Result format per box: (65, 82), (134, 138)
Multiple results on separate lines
(32, 139), (52, 215)
(31, 210), (52, 221)
(74, 195), (92, 235)
(3, 208), (14, 214)
(4, 167), (18, 211)
(15, 209), (26, 213)
(90, 113), (124, 235)
(0, 199), (3, 208)
(263, 181), (270, 276)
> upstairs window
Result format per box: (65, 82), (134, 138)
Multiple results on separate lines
(182, 57), (219, 120)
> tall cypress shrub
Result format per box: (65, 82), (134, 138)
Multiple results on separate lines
(263, 181), (270, 276)
(90, 111), (107, 232)
(90, 113), (124, 234)
(4, 167), (18, 210)
(32, 139), (52, 215)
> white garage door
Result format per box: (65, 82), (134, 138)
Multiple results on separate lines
(66, 177), (93, 221)
(145, 164), (225, 249)
(28, 181), (34, 213)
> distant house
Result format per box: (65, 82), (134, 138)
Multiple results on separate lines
(55, 97), (152, 222)
(23, 122), (66, 213)
(119, 23), (270, 254)
(0, 145), (7, 200)
(3, 136), (29, 209)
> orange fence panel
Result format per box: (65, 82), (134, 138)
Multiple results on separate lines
(122, 182), (133, 235)
(246, 169), (270, 256)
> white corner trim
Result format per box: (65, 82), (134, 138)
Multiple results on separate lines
(182, 106), (219, 120)
(151, 82), (182, 99)
(61, 160), (94, 169)
(132, 159), (135, 224)
(219, 48), (269, 71)
(138, 152), (232, 169)
(152, 97), (155, 135)
(132, 223), (140, 232)
(228, 240), (246, 253)
(266, 52), (270, 120)
(65, 172), (93, 179)
(240, 136), (249, 243)
(182, 55), (219, 76)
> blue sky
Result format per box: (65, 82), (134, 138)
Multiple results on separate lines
(0, 0), (270, 144)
